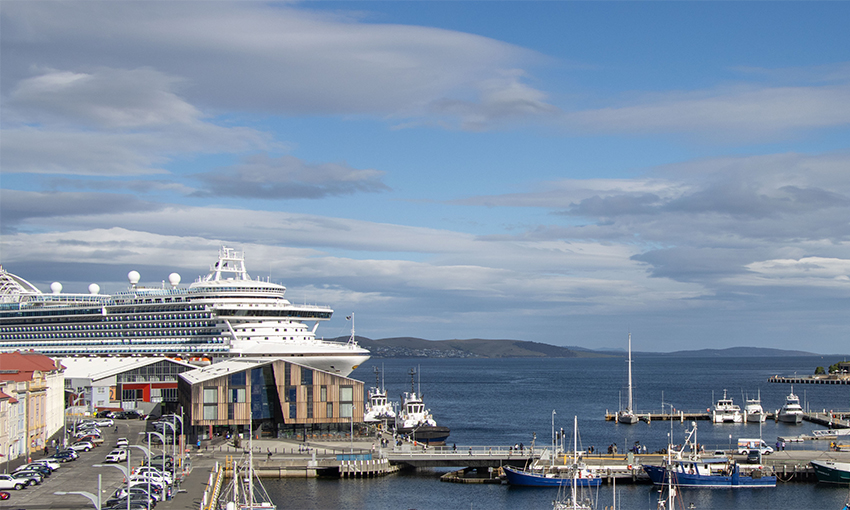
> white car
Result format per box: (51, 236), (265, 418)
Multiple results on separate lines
(0, 473), (27, 490)
(105, 449), (128, 463)
(116, 437), (129, 447)
(69, 440), (95, 452)
(96, 418), (115, 427)
(129, 473), (169, 489)
(31, 458), (60, 470)
(135, 466), (173, 485)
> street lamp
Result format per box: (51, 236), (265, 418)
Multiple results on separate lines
(55, 473), (102, 510)
(94, 451), (132, 510)
(161, 421), (177, 481)
(140, 431), (168, 480)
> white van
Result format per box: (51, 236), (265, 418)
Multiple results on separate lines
(737, 438), (774, 455)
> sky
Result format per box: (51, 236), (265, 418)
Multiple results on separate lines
(1, 2), (849, 353)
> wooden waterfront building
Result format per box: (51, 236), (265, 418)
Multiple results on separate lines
(178, 357), (364, 441)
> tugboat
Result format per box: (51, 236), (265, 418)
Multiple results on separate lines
(364, 365), (396, 425)
(395, 368), (450, 446)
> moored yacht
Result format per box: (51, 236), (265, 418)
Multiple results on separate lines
(617, 333), (639, 425)
(777, 390), (804, 424)
(0, 247), (370, 376)
(744, 390), (766, 423)
(711, 389), (742, 423)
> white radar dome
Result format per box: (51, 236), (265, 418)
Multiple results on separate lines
(50, 282), (63, 294)
(128, 271), (141, 286)
(168, 273), (181, 288)
(88, 283), (100, 295)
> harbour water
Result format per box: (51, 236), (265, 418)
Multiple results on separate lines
(265, 355), (850, 509)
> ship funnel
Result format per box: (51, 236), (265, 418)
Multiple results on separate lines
(50, 282), (62, 294)
(128, 270), (141, 288)
(168, 273), (181, 288)
(88, 283), (100, 295)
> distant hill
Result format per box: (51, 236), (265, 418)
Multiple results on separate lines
(328, 337), (819, 359)
(330, 336), (611, 359)
(657, 347), (818, 357)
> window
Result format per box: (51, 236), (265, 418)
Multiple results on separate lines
(203, 388), (217, 403)
(301, 368), (313, 386)
(320, 386), (327, 402)
(307, 402), (313, 419)
(286, 386), (296, 403)
(203, 405), (217, 420)
(306, 386), (313, 402)
(230, 388), (246, 403)
(340, 385), (353, 418)
(326, 402), (333, 417)
(230, 372), (246, 386)
(289, 403), (296, 419)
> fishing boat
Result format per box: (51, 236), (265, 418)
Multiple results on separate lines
(811, 460), (850, 484)
(617, 333), (638, 425)
(777, 390), (804, 424)
(504, 416), (601, 488)
(395, 368), (450, 445)
(364, 365), (396, 424)
(552, 416), (596, 509)
(711, 390), (742, 423)
(744, 390), (766, 423)
(642, 422), (776, 488)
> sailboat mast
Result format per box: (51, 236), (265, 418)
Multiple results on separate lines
(627, 333), (633, 413)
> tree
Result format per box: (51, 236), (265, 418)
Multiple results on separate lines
(815, 366), (826, 375)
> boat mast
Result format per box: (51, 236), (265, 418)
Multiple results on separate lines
(626, 333), (633, 414)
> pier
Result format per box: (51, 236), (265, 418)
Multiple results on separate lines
(769, 374), (850, 385)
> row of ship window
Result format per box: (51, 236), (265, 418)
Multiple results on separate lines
(2, 330), (216, 339)
(105, 312), (213, 320)
(1, 337), (226, 346)
(44, 346), (227, 354)
(5, 322), (214, 332)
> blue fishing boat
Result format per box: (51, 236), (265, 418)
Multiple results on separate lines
(642, 422), (776, 488)
(504, 416), (601, 488)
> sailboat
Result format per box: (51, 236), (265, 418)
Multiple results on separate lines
(223, 421), (276, 510)
(617, 333), (638, 424)
(552, 416), (595, 509)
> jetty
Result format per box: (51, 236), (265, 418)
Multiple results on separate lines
(769, 374), (850, 385)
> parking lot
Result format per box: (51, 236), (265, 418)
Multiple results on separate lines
(1, 416), (173, 509)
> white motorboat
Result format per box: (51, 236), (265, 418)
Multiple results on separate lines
(617, 333), (639, 425)
(0, 247), (370, 376)
(711, 389), (742, 423)
(777, 390), (804, 424)
(744, 390), (766, 423)
(395, 368), (450, 445)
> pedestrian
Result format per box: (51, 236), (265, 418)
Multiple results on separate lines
(782, 441), (786, 451)
(452, 443), (457, 452)
(468, 446), (472, 456)
(43, 445), (49, 456)
(267, 448), (272, 460)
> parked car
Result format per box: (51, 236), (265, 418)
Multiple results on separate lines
(10, 471), (42, 486)
(105, 491), (156, 508)
(134, 466), (172, 485)
(116, 485), (162, 502)
(14, 464), (51, 478)
(746, 450), (762, 464)
(49, 450), (78, 462)
(30, 458), (60, 470)
(69, 440), (95, 452)
(105, 449), (128, 463)
(116, 438), (129, 447)
(0, 474), (27, 491)
(95, 418), (115, 427)
(144, 454), (174, 469)
(129, 473), (169, 489)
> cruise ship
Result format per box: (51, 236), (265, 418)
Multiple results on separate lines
(0, 247), (370, 376)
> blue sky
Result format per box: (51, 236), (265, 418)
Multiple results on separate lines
(2, 1), (849, 353)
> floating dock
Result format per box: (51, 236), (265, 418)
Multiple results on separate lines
(769, 375), (850, 385)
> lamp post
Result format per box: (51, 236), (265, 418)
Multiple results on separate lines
(170, 414), (184, 474)
(141, 431), (168, 487)
(94, 450), (132, 510)
(127, 445), (153, 510)
(161, 422), (177, 481)
(54, 473), (102, 510)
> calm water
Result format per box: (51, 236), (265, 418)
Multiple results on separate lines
(265, 356), (850, 509)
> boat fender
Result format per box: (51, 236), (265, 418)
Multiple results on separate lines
(628, 465), (632, 471)
(578, 471), (582, 478)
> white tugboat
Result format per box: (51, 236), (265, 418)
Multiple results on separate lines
(395, 368), (450, 446)
(364, 365), (396, 425)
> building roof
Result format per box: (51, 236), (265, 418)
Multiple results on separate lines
(0, 390), (18, 403)
(0, 351), (63, 382)
(179, 357), (361, 386)
(60, 356), (196, 382)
